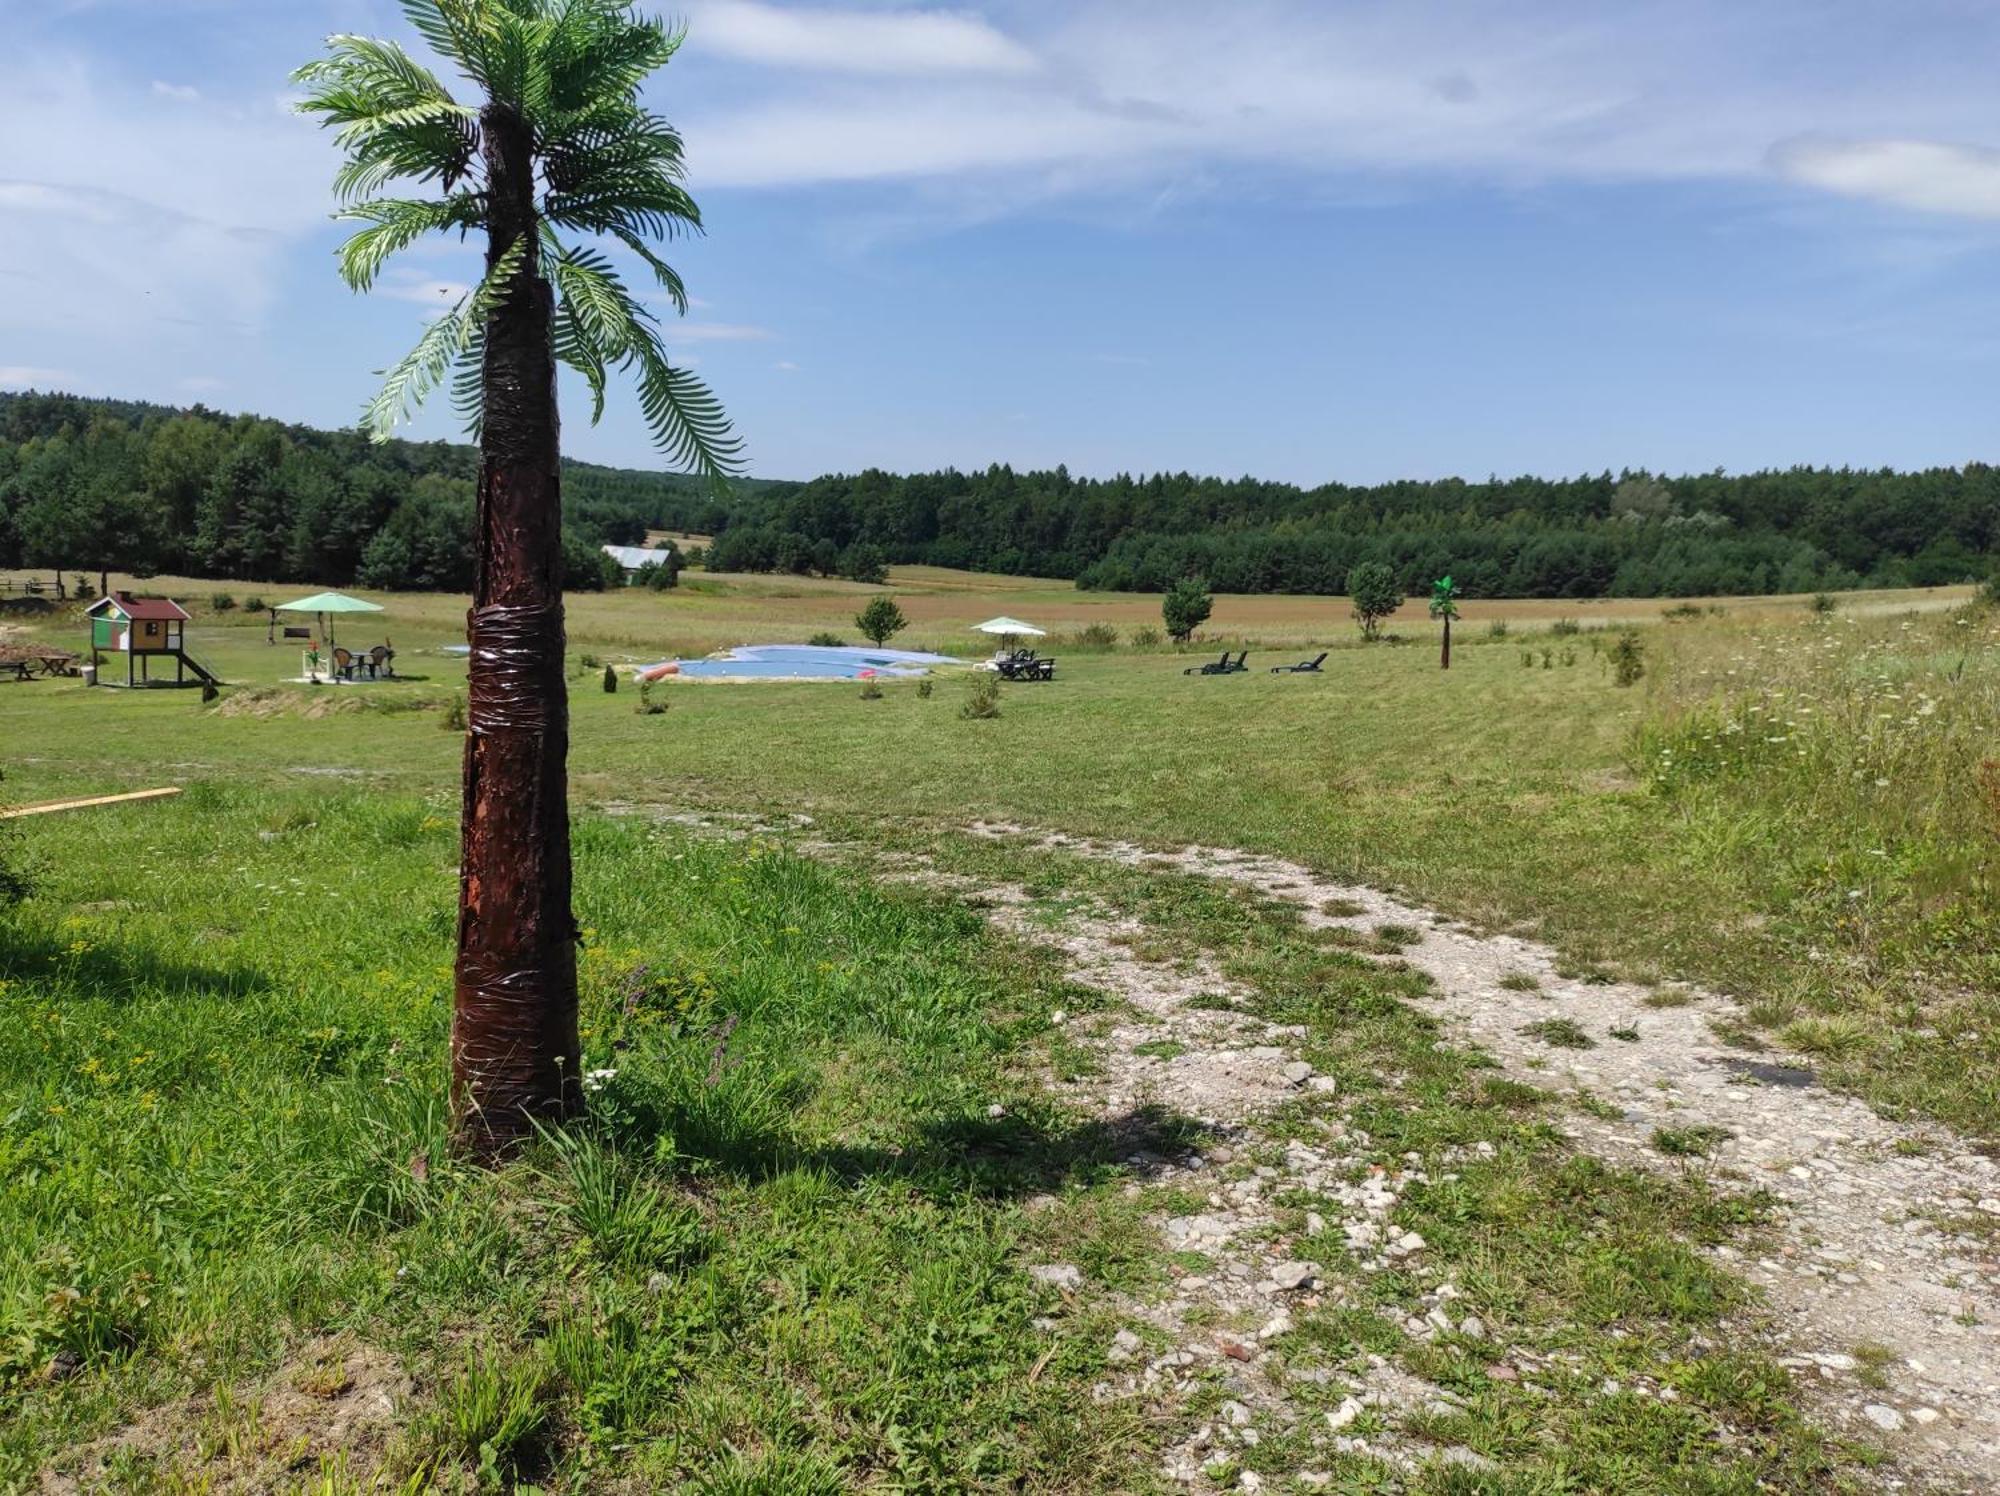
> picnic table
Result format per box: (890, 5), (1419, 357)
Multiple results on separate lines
(0, 645), (81, 680)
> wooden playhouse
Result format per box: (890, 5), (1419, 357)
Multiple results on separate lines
(84, 592), (219, 688)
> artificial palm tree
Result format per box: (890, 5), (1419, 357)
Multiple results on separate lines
(296, 0), (739, 1156)
(1429, 575), (1460, 670)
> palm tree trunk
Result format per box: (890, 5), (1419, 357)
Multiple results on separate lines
(451, 100), (581, 1156)
(1440, 615), (1451, 670)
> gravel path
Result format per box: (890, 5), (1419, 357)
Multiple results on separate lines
(967, 821), (2000, 1493)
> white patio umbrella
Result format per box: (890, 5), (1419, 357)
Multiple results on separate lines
(974, 616), (1046, 649)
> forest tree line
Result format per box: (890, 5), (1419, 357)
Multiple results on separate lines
(0, 392), (747, 593)
(3, 391), (1995, 598)
(704, 466), (1998, 597)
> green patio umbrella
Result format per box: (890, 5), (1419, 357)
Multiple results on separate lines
(274, 590), (385, 651)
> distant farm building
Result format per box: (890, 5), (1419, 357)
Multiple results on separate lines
(602, 544), (661, 575)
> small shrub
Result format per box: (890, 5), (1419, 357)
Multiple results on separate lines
(1661, 602), (1705, 620)
(636, 680), (668, 716)
(423, 1349), (553, 1484)
(210, 592), (237, 612)
(1808, 592), (1838, 615)
(243, 595), (266, 613)
(1074, 622), (1119, 649)
(0, 771), (36, 908)
(916, 678), (934, 699)
(808, 631), (846, 647)
(73, 579), (96, 602)
(1498, 972), (1540, 993)
(1541, 648), (1553, 669)
(441, 693), (468, 732)
(1130, 625), (1163, 649)
(1609, 629), (1645, 687)
(1520, 650), (1535, 668)
(961, 673), (1001, 720)
(1486, 619), (1510, 639)
(858, 679), (883, 700)
(1549, 617), (1581, 637)
(579, 652), (601, 671)
(1560, 647), (1576, 666)
(602, 664), (618, 694)
(1979, 569), (2000, 608)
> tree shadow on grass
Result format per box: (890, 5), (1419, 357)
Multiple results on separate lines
(0, 928), (267, 1005)
(614, 1096), (1217, 1203)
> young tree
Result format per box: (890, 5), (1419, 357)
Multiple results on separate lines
(854, 595), (907, 646)
(1429, 575), (1460, 670)
(1346, 561), (1401, 641)
(1161, 576), (1213, 643)
(297, 0), (740, 1157)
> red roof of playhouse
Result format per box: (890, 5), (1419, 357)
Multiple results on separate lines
(87, 591), (190, 622)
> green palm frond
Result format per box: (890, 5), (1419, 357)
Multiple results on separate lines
(362, 238), (524, 441)
(450, 317), (488, 440)
(301, 0), (742, 481)
(552, 299), (608, 424)
(336, 195), (484, 291)
(632, 338), (743, 483)
(544, 230), (740, 478)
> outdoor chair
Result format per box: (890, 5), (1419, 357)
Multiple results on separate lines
(1224, 649), (1249, 672)
(331, 647), (356, 680)
(369, 644), (394, 678)
(1183, 649), (1232, 675)
(1271, 652), (1327, 673)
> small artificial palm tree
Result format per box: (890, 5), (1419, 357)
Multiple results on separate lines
(1429, 575), (1460, 670)
(295, 0), (740, 1156)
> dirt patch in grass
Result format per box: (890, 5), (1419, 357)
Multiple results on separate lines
(39, 1335), (410, 1494)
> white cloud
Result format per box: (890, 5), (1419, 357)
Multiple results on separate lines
(688, 1), (1036, 75)
(668, 321), (776, 342)
(680, 0), (2000, 224)
(773, 359), (799, 371)
(0, 54), (329, 342)
(1770, 138), (2000, 221)
(0, 365), (82, 390)
(151, 80), (200, 102)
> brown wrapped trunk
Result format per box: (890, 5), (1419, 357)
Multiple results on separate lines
(450, 101), (581, 1156)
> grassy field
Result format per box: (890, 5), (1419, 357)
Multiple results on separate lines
(4, 570), (1991, 1130)
(1, 567), (1994, 1489)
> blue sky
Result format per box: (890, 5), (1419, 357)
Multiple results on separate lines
(5, 0), (2000, 485)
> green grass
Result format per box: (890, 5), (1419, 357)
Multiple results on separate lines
(0, 790), (1151, 1490)
(0, 577), (1987, 1486)
(6, 584), (1989, 1129)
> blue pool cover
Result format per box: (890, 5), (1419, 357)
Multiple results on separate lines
(637, 644), (963, 680)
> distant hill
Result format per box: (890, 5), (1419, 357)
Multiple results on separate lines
(2, 389), (1994, 598)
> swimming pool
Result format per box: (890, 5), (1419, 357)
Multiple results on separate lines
(636, 644), (964, 680)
